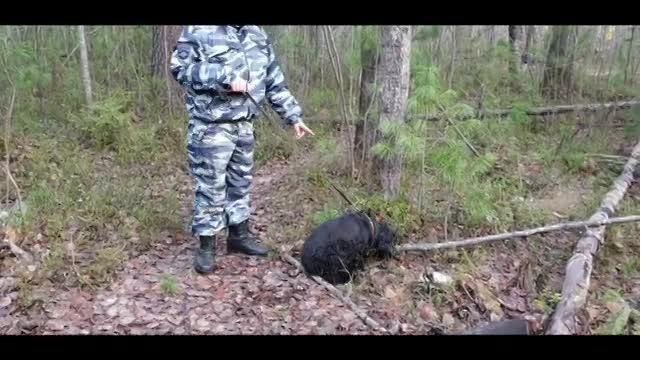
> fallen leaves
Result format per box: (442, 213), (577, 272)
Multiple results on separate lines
(45, 319), (67, 331)
(3, 227), (18, 244)
(0, 296), (11, 308)
(383, 285), (397, 299)
(463, 276), (504, 321)
(101, 296), (118, 307)
(119, 311), (136, 326)
(106, 305), (119, 318)
(441, 313), (455, 327)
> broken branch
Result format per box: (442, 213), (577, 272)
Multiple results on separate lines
(3, 164), (22, 209)
(546, 143), (640, 335)
(586, 153), (628, 160)
(1, 239), (32, 262)
(439, 105), (481, 157)
(281, 252), (390, 334)
(3, 88), (18, 207)
(397, 215), (640, 252)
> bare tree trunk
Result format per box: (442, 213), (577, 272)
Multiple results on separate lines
(605, 26), (619, 93)
(156, 26), (182, 70)
(434, 27), (445, 64)
(448, 26), (457, 89)
(508, 26), (523, 63)
(376, 26), (412, 200)
(301, 26), (312, 103)
(593, 26), (608, 96)
(317, 26), (325, 88)
(151, 26), (166, 77)
(623, 26), (636, 86)
(4, 88), (17, 208)
(508, 26), (523, 86)
(542, 26), (577, 100)
(78, 25), (93, 107)
(348, 27), (355, 111)
(323, 26), (355, 177)
(547, 144), (639, 335)
(355, 26), (379, 170)
(151, 26), (183, 113)
(570, 26), (580, 98)
(522, 25), (535, 70)
(631, 55), (640, 86)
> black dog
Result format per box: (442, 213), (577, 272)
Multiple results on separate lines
(301, 211), (397, 284)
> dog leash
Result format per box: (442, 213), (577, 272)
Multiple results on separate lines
(328, 182), (377, 244)
(241, 92), (278, 127)
(240, 91), (377, 244)
(328, 182), (360, 213)
(241, 91), (356, 208)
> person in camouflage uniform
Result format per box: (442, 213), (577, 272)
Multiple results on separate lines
(170, 25), (314, 274)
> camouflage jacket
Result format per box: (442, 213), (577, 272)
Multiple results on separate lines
(170, 25), (303, 125)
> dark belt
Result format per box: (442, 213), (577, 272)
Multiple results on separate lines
(212, 117), (255, 125)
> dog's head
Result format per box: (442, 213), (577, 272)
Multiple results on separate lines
(373, 222), (398, 258)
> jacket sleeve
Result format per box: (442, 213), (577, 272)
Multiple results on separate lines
(170, 27), (236, 93)
(263, 40), (303, 125)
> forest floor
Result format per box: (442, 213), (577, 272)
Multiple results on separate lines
(0, 113), (640, 335)
(1, 153), (640, 335)
(2, 159), (382, 334)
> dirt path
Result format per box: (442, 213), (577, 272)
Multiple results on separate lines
(3, 160), (384, 335)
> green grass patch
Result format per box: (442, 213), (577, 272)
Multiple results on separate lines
(160, 273), (179, 295)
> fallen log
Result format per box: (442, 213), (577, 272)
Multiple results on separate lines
(281, 252), (390, 334)
(480, 100), (639, 118)
(303, 100), (639, 125)
(546, 143), (640, 335)
(586, 153), (628, 160)
(396, 215), (640, 252)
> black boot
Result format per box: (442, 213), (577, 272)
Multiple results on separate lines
(227, 220), (269, 256)
(194, 235), (216, 274)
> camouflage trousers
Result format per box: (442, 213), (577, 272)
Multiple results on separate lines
(187, 119), (255, 236)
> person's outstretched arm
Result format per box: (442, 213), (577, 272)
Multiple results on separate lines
(263, 37), (314, 138)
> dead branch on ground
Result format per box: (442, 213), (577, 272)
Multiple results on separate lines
(281, 252), (390, 334)
(397, 215), (639, 252)
(306, 100), (639, 125)
(546, 143), (640, 335)
(3, 88), (19, 207)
